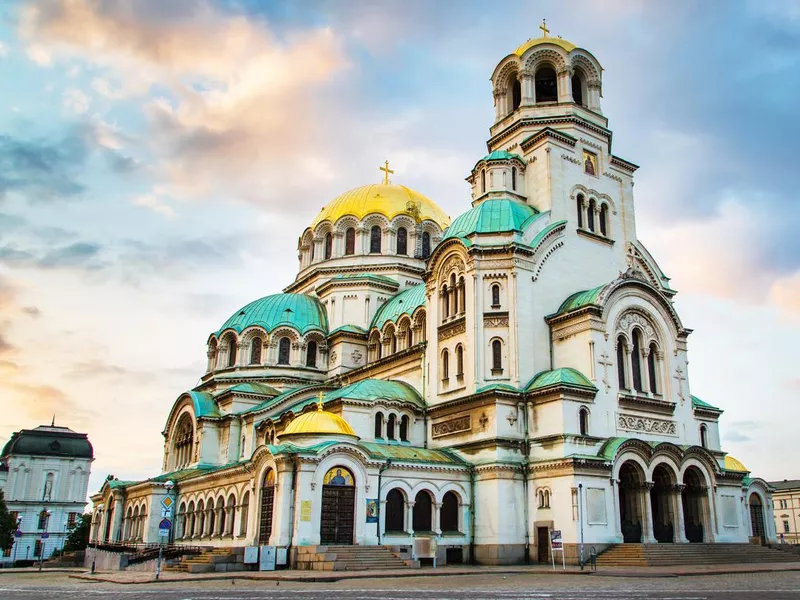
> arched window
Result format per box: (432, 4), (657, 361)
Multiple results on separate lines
(491, 284), (501, 307)
(511, 167), (517, 191)
(481, 169), (486, 194)
(647, 342), (658, 394)
(442, 285), (450, 319)
(544, 490), (550, 507)
(492, 340), (502, 373)
(310, 240), (315, 260)
(412, 491), (433, 532)
(226, 335), (237, 368)
(422, 232), (431, 259)
(535, 66), (557, 102)
(406, 327), (413, 348)
(324, 232), (332, 260)
(197, 500), (205, 537)
(397, 227), (408, 255)
(631, 329), (644, 392)
(571, 73), (584, 106)
(450, 273), (458, 316)
(187, 502), (195, 539)
(345, 227), (355, 255)
(173, 413), (194, 470)
(370, 226), (382, 253)
(400, 415), (409, 441)
(306, 340), (317, 368)
(385, 489), (405, 533)
(278, 337), (291, 365)
(579, 408), (589, 436)
(442, 350), (450, 379)
(389, 331), (397, 354)
(250, 337), (262, 365)
(387, 414), (396, 440)
(599, 204), (608, 236)
(511, 76), (521, 111)
(700, 424), (708, 449)
(587, 199), (596, 232)
(240, 491), (249, 537)
(374, 412), (383, 438)
(617, 335), (628, 389)
(576, 194), (584, 228)
(456, 345), (464, 377)
(441, 491), (459, 532)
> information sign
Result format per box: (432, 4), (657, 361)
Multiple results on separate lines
(300, 500), (312, 522)
(161, 496), (174, 510)
(41, 532), (49, 539)
(549, 529), (565, 570)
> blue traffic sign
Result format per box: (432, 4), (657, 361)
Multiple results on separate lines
(14, 530), (21, 538)
(41, 532), (49, 539)
(158, 518), (171, 531)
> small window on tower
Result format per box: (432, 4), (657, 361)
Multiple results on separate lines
(511, 167), (517, 191)
(397, 227), (408, 255)
(345, 227), (355, 255)
(370, 226), (382, 253)
(422, 232), (431, 258)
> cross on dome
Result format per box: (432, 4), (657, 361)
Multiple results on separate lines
(539, 18), (550, 37)
(379, 160), (394, 184)
(317, 391), (325, 411)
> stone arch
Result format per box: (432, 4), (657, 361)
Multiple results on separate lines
(412, 488), (435, 532)
(570, 52), (602, 84)
(493, 57), (522, 93)
(523, 48), (567, 74)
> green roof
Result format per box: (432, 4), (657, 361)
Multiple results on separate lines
(371, 284), (426, 331)
(476, 150), (524, 165)
(329, 324), (368, 336)
(242, 385), (320, 416)
(322, 379), (425, 408)
(529, 218), (565, 249)
(219, 382), (281, 397)
(329, 274), (398, 286)
(359, 442), (466, 465)
(216, 293), (328, 336)
(443, 199), (543, 242)
(691, 395), (722, 412)
(2, 425), (93, 460)
(524, 368), (597, 392)
(555, 283), (607, 316)
(187, 391), (221, 418)
(475, 383), (520, 394)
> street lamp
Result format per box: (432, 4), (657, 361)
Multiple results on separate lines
(155, 480), (175, 581)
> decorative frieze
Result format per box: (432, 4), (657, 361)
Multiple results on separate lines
(484, 315), (509, 327)
(438, 317), (466, 341)
(432, 415), (472, 439)
(617, 414), (676, 436)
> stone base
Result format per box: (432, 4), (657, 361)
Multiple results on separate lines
(472, 544), (526, 565)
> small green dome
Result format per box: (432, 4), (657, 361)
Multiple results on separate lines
(216, 293), (328, 336)
(371, 284), (426, 331)
(443, 199), (542, 242)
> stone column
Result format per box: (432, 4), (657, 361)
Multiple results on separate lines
(406, 501), (415, 537)
(433, 502), (442, 536)
(641, 347), (651, 395)
(111, 493), (124, 543)
(624, 347), (634, 392)
(674, 485), (689, 543)
(520, 71), (534, 105)
(642, 483), (657, 543)
(493, 88), (504, 121)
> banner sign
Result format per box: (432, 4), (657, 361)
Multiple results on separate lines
(300, 500), (312, 522)
(366, 499), (378, 523)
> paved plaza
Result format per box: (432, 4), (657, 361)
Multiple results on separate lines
(2, 570), (800, 599)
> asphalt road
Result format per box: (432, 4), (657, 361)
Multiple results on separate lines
(2, 572), (800, 599)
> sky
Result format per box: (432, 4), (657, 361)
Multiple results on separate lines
(0, 0), (798, 503)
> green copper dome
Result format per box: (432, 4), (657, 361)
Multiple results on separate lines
(2, 425), (93, 459)
(443, 199), (542, 242)
(216, 293), (328, 336)
(371, 284), (426, 331)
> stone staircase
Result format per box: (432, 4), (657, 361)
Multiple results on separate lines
(597, 543), (800, 567)
(295, 545), (413, 571)
(164, 548), (252, 574)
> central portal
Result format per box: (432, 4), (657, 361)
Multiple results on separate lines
(320, 466), (355, 545)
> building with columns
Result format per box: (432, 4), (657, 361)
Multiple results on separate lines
(0, 423), (93, 563)
(89, 26), (776, 566)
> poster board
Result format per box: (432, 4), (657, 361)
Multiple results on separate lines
(550, 529), (565, 570)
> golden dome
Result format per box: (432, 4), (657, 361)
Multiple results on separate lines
(514, 36), (576, 56)
(310, 183), (450, 229)
(724, 455), (749, 472)
(283, 407), (356, 437)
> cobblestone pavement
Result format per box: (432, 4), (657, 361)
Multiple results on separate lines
(2, 571), (800, 599)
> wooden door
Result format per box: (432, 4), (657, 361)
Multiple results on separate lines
(258, 485), (275, 545)
(537, 527), (549, 563)
(320, 485), (355, 545)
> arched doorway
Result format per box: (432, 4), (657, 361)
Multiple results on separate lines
(385, 488), (405, 533)
(412, 490), (433, 532)
(320, 466), (355, 545)
(749, 493), (766, 544)
(650, 464), (675, 543)
(682, 466), (707, 543)
(618, 461), (645, 543)
(440, 491), (459, 533)
(258, 469), (275, 545)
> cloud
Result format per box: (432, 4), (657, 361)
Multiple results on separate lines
(62, 88), (89, 114)
(0, 42), (8, 58)
(26, 44), (51, 66)
(131, 193), (174, 218)
(0, 334), (14, 356)
(22, 306), (41, 318)
(770, 272), (800, 316)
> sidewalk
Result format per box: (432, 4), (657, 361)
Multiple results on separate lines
(63, 561), (800, 585)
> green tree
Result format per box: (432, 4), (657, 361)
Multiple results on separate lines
(0, 489), (15, 552)
(63, 513), (91, 553)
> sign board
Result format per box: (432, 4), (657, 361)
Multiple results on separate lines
(276, 548), (288, 566)
(549, 529), (565, 570)
(161, 507), (173, 518)
(161, 496), (174, 510)
(41, 532), (49, 539)
(243, 546), (259, 564)
(259, 545), (276, 571)
(14, 530), (21, 538)
(158, 518), (172, 537)
(300, 500), (312, 522)
(365, 498), (378, 523)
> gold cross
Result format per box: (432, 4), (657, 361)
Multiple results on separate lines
(317, 391), (325, 411)
(539, 19), (550, 37)
(379, 160), (394, 184)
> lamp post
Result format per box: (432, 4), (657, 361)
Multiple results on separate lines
(578, 483), (585, 570)
(155, 480), (174, 581)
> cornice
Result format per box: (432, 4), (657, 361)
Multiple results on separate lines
(610, 155), (639, 173)
(489, 116), (613, 152)
(428, 388), (522, 417)
(618, 394), (676, 416)
(450, 437), (524, 453)
(285, 263), (425, 294)
(521, 127), (577, 151)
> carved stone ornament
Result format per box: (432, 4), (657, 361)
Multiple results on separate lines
(351, 350), (363, 364)
(618, 311), (656, 339)
(617, 415), (676, 436)
(506, 410), (518, 426)
(330, 350), (337, 363)
(479, 413), (489, 429)
(432, 415), (471, 439)
(484, 316), (510, 328)
(438, 319), (466, 341)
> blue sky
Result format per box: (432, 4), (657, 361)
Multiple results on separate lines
(0, 0), (798, 498)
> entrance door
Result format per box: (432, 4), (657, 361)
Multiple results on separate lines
(750, 495), (765, 543)
(650, 465), (675, 543)
(258, 469), (276, 545)
(618, 461), (644, 543)
(320, 467), (355, 545)
(537, 527), (549, 563)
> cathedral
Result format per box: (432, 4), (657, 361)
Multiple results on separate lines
(89, 26), (776, 566)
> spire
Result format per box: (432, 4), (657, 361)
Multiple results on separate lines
(51, 415), (55, 427)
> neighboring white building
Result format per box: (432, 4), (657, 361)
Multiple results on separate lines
(90, 27), (776, 566)
(0, 424), (94, 563)
(770, 480), (800, 544)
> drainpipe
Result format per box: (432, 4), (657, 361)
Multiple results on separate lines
(549, 330), (554, 371)
(377, 460), (392, 545)
(286, 457), (298, 566)
(469, 466), (476, 565)
(422, 344), (428, 449)
(521, 398), (530, 564)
